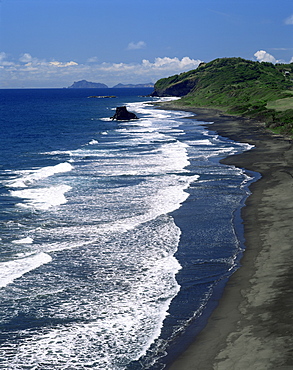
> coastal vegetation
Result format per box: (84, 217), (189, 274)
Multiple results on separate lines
(152, 58), (293, 135)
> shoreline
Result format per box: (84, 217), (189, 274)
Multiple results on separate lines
(159, 103), (293, 369)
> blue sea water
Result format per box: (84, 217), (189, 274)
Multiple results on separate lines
(0, 88), (254, 369)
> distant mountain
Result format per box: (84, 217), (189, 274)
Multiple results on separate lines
(113, 83), (154, 88)
(68, 80), (108, 88)
(68, 81), (153, 89)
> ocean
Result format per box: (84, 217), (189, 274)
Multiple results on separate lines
(0, 88), (254, 369)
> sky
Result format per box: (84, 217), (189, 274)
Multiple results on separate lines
(0, 0), (292, 88)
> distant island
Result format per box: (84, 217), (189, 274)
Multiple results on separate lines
(68, 80), (154, 89)
(68, 80), (109, 89)
(151, 57), (293, 136)
(112, 83), (154, 88)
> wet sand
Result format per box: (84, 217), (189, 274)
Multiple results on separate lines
(159, 103), (293, 369)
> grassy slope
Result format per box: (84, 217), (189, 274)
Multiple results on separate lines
(266, 92), (293, 111)
(154, 58), (293, 136)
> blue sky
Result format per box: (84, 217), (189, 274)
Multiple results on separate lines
(0, 0), (292, 88)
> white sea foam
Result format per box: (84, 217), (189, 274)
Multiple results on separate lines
(186, 139), (215, 146)
(0, 218), (181, 369)
(10, 185), (72, 210)
(0, 252), (52, 288)
(87, 139), (99, 145)
(93, 141), (190, 177)
(41, 150), (75, 156)
(153, 96), (181, 102)
(126, 100), (186, 121)
(0, 92), (256, 370)
(12, 237), (34, 244)
(7, 162), (73, 188)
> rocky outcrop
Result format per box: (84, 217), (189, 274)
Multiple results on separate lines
(111, 106), (138, 121)
(150, 78), (198, 97)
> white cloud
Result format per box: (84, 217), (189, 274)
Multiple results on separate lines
(49, 61), (78, 67)
(127, 41), (146, 50)
(0, 53), (202, 88)
(99, 62), (134, 72)
(0, 52), (14, 66)
(142, 56), (201, 70)
(0, 52), (8, 61)
(99, 56), (202, 74)
(254, 50), (278, 63)
(87, 56), (99, 63)
(19, 53), (34, 63)
(18, 53), (78, 68)
(284, 14), (293, 25)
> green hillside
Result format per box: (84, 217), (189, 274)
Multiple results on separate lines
(152, 58), (293, 135)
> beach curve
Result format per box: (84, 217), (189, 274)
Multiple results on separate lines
(159, 104), (293, 369)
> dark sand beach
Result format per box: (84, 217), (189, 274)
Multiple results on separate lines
(159, 103), (293, 369)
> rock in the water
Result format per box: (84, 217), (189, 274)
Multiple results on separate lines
(111, 106), (138, 120)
